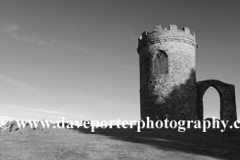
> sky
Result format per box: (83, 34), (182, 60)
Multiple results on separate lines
(0, 0), (239, 124)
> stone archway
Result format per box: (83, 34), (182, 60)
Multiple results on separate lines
(197, 80), (237, 121)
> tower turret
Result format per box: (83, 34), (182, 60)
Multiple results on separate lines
(137, 24), (198, 121)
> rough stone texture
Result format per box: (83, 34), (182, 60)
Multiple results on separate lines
(137, 25), (198, 121)
(197, 80), (237, 122)
(0, 120), (19, 133)
(0, 120), (55, 134)
(18, 121), (36, 133)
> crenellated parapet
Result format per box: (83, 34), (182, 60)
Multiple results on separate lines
(137, 25), (197, 53)
(137, 24), (198, 121)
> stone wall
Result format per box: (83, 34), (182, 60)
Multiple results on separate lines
(138, 25), (198, 121)
(197, 80), (237, 122)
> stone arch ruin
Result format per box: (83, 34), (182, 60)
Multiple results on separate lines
(197, 80), (237, 122)
(137, 24), (237, 121)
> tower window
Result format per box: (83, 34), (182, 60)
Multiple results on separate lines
(153, 51), (168, 76)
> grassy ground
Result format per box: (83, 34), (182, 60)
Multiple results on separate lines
(0, 126), (239, 160)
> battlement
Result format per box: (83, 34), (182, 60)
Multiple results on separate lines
(137, 25), (197, 52)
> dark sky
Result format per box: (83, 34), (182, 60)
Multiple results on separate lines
(0, 0), (239, 122)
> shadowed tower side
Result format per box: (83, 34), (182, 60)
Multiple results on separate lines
(137, 25), (198, 121)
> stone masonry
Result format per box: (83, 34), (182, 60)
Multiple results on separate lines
(137, 25), (198, 121)
(197, 80), (237, 122)
(137, 24), (237, 121)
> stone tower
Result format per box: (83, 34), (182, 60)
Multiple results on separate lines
(137, 25), (198, 121)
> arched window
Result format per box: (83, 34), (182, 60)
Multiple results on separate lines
(153, 51), (168, 76)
